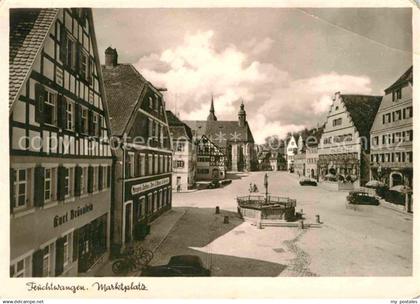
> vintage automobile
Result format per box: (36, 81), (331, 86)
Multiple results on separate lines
(141, 255), (211, 277)
(299, 177), (318, 186)
(207, 180), (220, 189)
(346, 190), (380, 206)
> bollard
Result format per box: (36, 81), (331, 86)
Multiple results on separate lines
(223, 216), (229, 224)
(215, 206), (220, 214)
(316, 215), (321, 224)
(299, 220), (304, 229)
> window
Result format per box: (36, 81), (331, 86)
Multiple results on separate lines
(175, 160), (185, 168)
(44, 168), (52, 202)
(154, 154), (158, 174)
(147, 193), (153, 213)
(332, 118), (342, 127)
(66, 101), (74, 130)
(148, 154), (153, 175)
(93, 166), (98, 191)
(127, 153), (135, 178)
(139, 197), (145, 219)
(80, 52), (88, 79)
(102, 166), (108, 189)
(64, 168), (70, 198)
(81, 167), (87, 194)
(44, 90), (57, 125)
(66, 37), (77, 70)
(392, 88), (402, 101)
(149, 96), (153, 109)
(154, 94), (159, 111)
(407, 151), (413, 163)
(395, 110), (402, 121)
(372, 136), (379, 146)
(12, 169), (27, 209)
(405, 130), (413, 142)
(406, 106), (413, 118)
(176, 142), (185, 152)
(148, 118), (153, 138)
(159, 155), (163, 173)
(63, 235), (69, 267)
(10, 258), (25, 277)
(81, 107), (88, 133)
(153, 191), (158, 211)
(42, 246), (50, 277)
(139, 154), (146, 176)
(93, 114), (99, 137)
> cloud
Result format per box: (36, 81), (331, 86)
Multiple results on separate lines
(135, 30), (373, 144)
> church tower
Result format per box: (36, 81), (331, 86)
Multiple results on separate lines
(207, 95), (217, 121)
(238, 100), (247, 127)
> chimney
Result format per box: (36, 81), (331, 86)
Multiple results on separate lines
(105, 47), (118, 68)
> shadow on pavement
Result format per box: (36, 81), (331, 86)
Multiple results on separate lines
(226, 172), (248, 180)
(149, 206), (287, 276)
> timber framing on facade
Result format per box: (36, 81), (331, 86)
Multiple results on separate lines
(9, 8), (113, 277)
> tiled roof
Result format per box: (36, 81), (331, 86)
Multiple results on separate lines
(167, 110), (193, 141)
(341, 94), (382, 139)
(101, 64), (147, 136)
(385, 66), (413, 93)
(9, 8), (58, 108)
(184, 120), (255, 147)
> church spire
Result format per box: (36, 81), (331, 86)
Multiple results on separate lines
(207, 94), (217, 121)
(238, 99), (246, 127)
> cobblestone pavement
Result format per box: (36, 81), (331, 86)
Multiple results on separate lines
(149, 171), (413, 276)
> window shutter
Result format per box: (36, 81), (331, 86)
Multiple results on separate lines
(34, 83), (45, 123)
(32, 249), (44, 277)
(55, 237), (65, 276)
(87, 166), (93, 193)
(97, 115), (102, 137)
(33, 166), (45, 207)
(88, 110), (94, 136)
(107, 165), (111, 188)
(57, 166), (66, 201)
(59, 23), (67, 64)
(57, 95), (67, 129)
(10, 169), (15, 214)
(98, 166), (103, 191)
(87, 58), (93, 84)
(74, 166), (82, 196)
(72, 229), (79, 262)
(76, 42), (81, 75)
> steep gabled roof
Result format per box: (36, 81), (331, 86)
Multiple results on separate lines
(167, 110), (193, 141)
(101, 64), (148, 136)
(385, 66), (413, 93)
(9, 8), (59, 109)
(184, 119), (254, 148)
(341, 94), (382, 139)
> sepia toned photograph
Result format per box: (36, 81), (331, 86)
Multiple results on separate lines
(7, 3), (414, 284)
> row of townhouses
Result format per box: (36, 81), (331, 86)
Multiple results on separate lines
(8, 8), (176, 277)
(282, 66), (413, 193)
(9, 8), (259, 277)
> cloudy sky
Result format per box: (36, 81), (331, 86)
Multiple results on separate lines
(93, 8), (412, 143)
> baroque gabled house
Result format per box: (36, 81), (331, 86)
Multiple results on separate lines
(184, 98), (257, 172)
(9, 8), (112, 277)
(101, 48), (173, 256)
(317, 92), (382, 188)
(285, 134), (298, 171)
(166, 110), (196, 191)
(370, 66), (413, 189)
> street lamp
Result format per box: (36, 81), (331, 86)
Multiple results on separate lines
(264, 173), (268, 203)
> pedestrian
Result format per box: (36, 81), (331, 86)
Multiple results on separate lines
(249, 183), (253, 192)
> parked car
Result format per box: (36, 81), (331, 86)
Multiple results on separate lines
(346, 190), (379, 206)
(299, 177), (317, 186)
(141, 255), (211, 277)
(207, 180), (220, 189)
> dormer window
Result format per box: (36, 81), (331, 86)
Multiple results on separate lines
(392, 88), (402, 101)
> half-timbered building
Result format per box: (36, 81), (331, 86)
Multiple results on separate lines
(101, 48), (173, 256)
(196, 135), (227, 181)
(9, 8), (112, 277)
